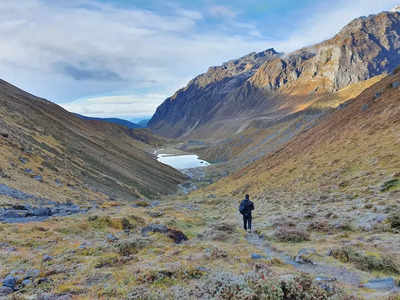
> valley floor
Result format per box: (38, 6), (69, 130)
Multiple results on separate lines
(1, 156), (400, 299)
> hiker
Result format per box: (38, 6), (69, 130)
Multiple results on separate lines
(239, 194), (254, 232)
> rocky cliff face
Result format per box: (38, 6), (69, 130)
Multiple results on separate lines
(149, 11), (400, 139)
(252, 11), (400, 94)
(148, 49), (281, 137)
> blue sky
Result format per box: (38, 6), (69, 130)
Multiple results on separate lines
(0, 0), (398, 119)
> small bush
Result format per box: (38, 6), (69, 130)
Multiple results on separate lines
(88, 215), (112, 229)
(110, 217), (133, 231)
(127, 286), (165, 299)
(381, 179), (400, 192)
(329, 247), (400, 274)
(135, 201), (150, 207)
(388, 212), (400, 230)
(94, 253), (120, 268)
(364, 203), (373, 209)
(88, 216), (133, 231)
(136, 266), (206, 286)
(204, 247), (228, 260)
(308, 220), (331, 232)
(274, 227), (310, 242)
(194, 271), (334, 300)
(281, 273), (328, 299)
(127, 270), (350, 299)
(115, 236), (149, 256)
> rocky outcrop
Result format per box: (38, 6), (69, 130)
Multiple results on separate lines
(149, 11), (400, 139)
(148, 49), (281, 137)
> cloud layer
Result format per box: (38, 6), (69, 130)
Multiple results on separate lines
(0, 0), (398, 118)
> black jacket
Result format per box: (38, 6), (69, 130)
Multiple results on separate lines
(239, 199), (254, 217)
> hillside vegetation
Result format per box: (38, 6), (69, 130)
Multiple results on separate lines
(0, 79), (186, 203)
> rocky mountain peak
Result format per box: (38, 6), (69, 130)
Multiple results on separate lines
(150, 10), (400, 138)
(187, 48), (282, 90)
(392, 5), (400, 12)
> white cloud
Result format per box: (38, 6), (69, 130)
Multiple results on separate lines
(209, 5), (237, 18)
(62, 93), (166, 118)
(0, 0), (398, 119)
(267, 0), (400, 52)
(0, 0), (270, 108)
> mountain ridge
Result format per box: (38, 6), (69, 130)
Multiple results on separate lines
(149, 10), (400, 140)
(0, 79), (186, 202)
(74, 114), (143, 129)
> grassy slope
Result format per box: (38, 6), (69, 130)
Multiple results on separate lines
(0, 79), (186, 202)
(207, 73), (400, 197)
(191, 75), (384, 176)
(1, 75), (400, 299)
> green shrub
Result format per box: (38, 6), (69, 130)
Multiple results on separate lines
(389, 212), (400, 230)
(135, 201), (150, 207)
(329, 247), (400, 274)
(274, 227), (310, 242)
(88, 215), (134, 231)
(94, 254), (120, 268)
(115, 236), (149, 256)
(381, 179), (400, 192)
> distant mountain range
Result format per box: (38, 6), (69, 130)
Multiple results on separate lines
(149, 11), (400, 140)
(74, 114), (144, 129)
(136, 119), (150, 127)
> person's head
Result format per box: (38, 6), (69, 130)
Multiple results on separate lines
(245, 194), (249, 200)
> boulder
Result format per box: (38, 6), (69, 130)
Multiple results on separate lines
(106, 234), (118, 243)
(19, 157), (28, 164)
(2, 275), (17, 290)
(21, 279), (32, 287)
(32, 207), (52, 217)
(0, 169), (9, 179)
(362, 277), (397, 290)
(0, 286), (13, 296)
(251, 253), (266, 260)
(25, 269), (40, 279)
(34, 175), (43, 182)
(12, 205), (29, 210)
(43, 254), (53, 262)
(36, 293), (72, 300)
(295, 248), (317, 264)
(24, 168), (33, 174)
(147, 211), (163, 218)
(167, 229), (188, 244)
(141, 224), (168, 236)
(2, 210), (29, 218)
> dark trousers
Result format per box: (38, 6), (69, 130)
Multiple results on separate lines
(243, 215), (252, 230)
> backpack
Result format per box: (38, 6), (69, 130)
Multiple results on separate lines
(239, 201), (246, 215)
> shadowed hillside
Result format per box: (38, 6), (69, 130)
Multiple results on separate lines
(0, 79), (186, 203)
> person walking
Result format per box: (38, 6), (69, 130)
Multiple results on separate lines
(239, 194), (254, 232)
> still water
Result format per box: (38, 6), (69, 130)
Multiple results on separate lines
(157, 154), (210, 170)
